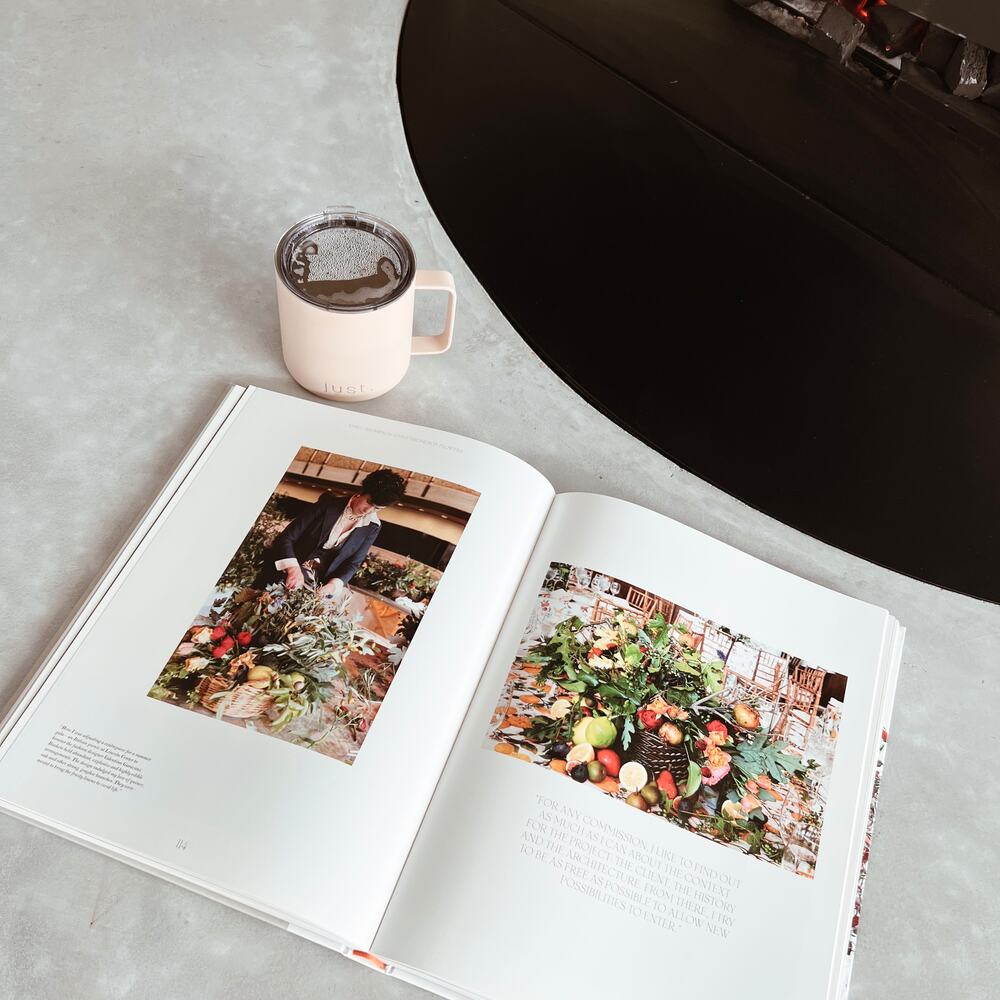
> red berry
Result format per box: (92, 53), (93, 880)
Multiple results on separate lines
(701, 766), (712, 777)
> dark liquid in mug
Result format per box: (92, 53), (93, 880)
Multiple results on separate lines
(290, 227), (404, 308)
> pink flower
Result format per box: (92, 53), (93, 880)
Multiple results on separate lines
(701, 751), (731, 786)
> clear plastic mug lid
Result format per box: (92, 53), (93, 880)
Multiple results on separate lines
(275, 207), (416, 312)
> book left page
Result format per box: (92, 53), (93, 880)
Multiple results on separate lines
(0, 386), (554, 947)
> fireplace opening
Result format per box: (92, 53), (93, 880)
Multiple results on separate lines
(740, 0), (1000, 141)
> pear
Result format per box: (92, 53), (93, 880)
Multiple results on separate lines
(733, 703), (761, 730)
(658, 722), (684, 746)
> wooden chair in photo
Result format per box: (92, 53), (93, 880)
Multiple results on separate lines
(702, 623), (736, 663)
(766, 774), (822, 867)
(721, 646), (788, 701)
(649, 596), (674, 621)
(625, 586), (655, 616)
(589, 595), (620, 624)
(671, 609), (705, 652)
(773, 664), (826, 749)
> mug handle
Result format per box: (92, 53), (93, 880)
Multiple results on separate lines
(411, 270), (456, 355)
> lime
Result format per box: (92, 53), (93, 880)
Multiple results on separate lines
(585, 716), (617, 749)
(618, 761), (648, 794)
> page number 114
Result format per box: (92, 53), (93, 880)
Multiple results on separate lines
(175, 838), (188, 851)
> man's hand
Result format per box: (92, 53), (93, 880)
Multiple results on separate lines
(317, 578), (344, 600)
(284, 564), (305, 590)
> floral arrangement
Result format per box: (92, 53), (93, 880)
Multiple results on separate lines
(520, 610), (811, 855)
(150, 584), (372, 733)
(352, 555), (439, 603)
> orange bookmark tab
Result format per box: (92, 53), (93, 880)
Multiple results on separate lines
(352, 950), (387, 971)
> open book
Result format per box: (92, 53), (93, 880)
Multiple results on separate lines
(0, 385), (903, 1000)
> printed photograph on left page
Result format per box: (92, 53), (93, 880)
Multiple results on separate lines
(147, 447), (481, 764)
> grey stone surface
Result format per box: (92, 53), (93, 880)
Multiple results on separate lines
(1, 1), (998, 998)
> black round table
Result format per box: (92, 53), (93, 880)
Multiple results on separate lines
(397, 0), (1000, 603)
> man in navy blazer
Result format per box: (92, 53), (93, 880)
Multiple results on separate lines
(255, 469), (407, 598)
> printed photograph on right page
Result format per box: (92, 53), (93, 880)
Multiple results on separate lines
(484, 562), (848, 878)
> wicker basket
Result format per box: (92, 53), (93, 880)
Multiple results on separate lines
(197, 675), (274, 719)
(197, 673), (232, 710)
(628, 728), (689, 784)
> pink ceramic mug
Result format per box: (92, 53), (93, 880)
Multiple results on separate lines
(275, 208), (456, 402)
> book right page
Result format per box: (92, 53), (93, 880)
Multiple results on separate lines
(374, 493), (895, 1000)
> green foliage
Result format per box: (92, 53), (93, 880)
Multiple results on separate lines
(397, 561), (438, 601)
(395, 611), (422, 648)
(353, 555), (439, 602)
(729, 728), (810, 785)
(352, 555), (401, 595)
(217, 494), (289, 592)
(685, 760), (703, 798)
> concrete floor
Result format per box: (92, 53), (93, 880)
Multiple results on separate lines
(2, 1), (998, 998)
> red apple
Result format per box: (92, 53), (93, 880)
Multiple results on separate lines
(596, 749), (621, 778)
